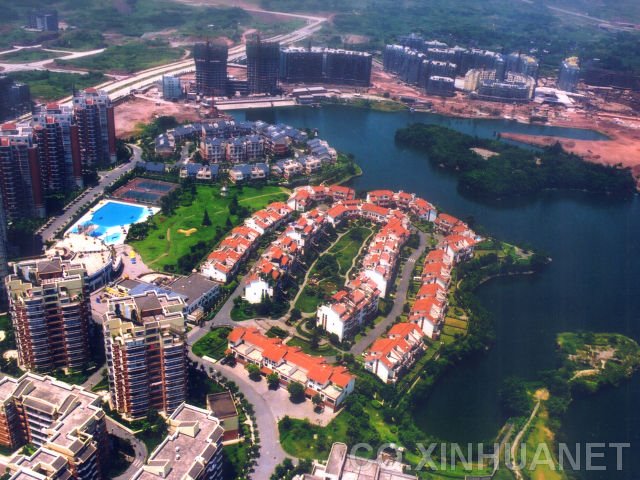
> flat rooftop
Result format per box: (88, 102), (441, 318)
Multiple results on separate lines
(47, 233), (112, 277)
(206, 392), (237, 419)
(134, 404), (224, 480)
(169, 273), (219, 303)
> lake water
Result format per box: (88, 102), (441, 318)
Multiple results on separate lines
(236, 105), (640, 479)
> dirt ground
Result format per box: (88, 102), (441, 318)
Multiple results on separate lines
(371, 63), (640, 185)
(114, 96), (205, 137)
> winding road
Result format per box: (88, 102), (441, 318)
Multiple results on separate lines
(351, 230), (427, 355)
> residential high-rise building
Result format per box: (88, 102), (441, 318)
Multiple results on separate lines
(5, 257), (91, 372)
(27, 10), (59, 32)
(280, 47), (372, 87)
(0, 75), (31, 122)
(323, 49), (372, 87)
(103, 291), (187, 421)
(132, 403), (224, 480)
(558, 56), (581, 92)
(279, 47), (324, 83)
(33, 103), (83, 189)
(0, 186), (8, 305)
(506, 52), (539, 78)
(194, 42), (229, 96)
(0, 373), (109, 479)
(0, 123), (45, 220)
(162, 75), (183, 100)
(246, 37), (280, 94)
(73, 89), (116, 169)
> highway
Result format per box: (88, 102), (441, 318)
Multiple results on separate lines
(27, 9), (327, 112)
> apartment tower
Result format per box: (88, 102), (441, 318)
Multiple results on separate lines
(103, 291), (187, 420)
(246, 37), (280, 94)
(194, 42), (229, 96)
(72, 89), (116, 169)
(5, 258), (91, 372)
(0, 123), (45, 220)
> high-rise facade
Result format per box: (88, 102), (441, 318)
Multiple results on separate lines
(73, 89), (116, 168)
(27, 10), (59, 32)
(0, 123), (44, 220)
(194, 42), (229, 96)
(280, 47), (372, 86)
(0, 75), (31, 122)
(558, 57), (580, 92)
(103, 291), (187, 420)
(162, 75), (183, 100)
(5, 258), (91, 372)
(246, 37), (280, 94)
(33, 103), (84, 189)
(0, 373), (109, 480)
(0, 185), (8, 305)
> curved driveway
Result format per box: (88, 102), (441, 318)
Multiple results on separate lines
(187, 350), (287, 479)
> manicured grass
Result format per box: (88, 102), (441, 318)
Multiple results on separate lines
(295, 226), (370, 313)
(129, 184), (289, 271)
(192, 328), (231, 359)
(56, 40), (184, 73)
(286, 336), (339, 357)
(444, 317), (468, 331)
(8, 71), (107, 102)
(0, 49), (63, 63)
(295, 279), (338, 314)
(332, 226), (371, 276)
(266, 326), (289, 339)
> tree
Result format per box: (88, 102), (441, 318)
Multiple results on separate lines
(289, 308), (302, 322)
(245, 363), (261, 381)
(499, 377), (532, 418)
(287, 381), (305, 402)
(202, 208), (212, 226)
(224, 351), (236, 366)
(312, 394), (323, 410)
(267, 372), (280, 389)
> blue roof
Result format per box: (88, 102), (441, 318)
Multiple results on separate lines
(230, 164), (251, 175)
(129, 283), (185, 300)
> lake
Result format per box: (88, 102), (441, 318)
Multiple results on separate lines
(237, 105), (640, 479)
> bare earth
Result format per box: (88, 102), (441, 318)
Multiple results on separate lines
(115, 96), (204, 137)
(371, 63), (640, 186)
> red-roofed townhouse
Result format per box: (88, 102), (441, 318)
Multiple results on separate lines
(364, 323), (426, 383)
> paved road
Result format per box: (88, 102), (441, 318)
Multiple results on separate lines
(188, 351), (287, 479)
(106, 416), (148, 480)
(186, 276), (247, 345)
(38, 144), (141, 243)
(0, 46), (106, 73)
(351, 230), (427, 355)
(81, 365), (107, 390)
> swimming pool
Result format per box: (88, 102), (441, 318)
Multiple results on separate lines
(67, 200), (159, 245)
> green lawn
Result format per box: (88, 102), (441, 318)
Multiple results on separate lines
(295, 226), (371, 313)
(295, 279), (338, 314)
(0, 49), (64, 63)
(129, 184), (289, 272)
(222, 443), (249, 480)
(287, 336), (339, 357)
(332, 226), (372, 276)
(192, 328), (231, 359)
(7, 71), (107, 102)
(55, 40), (184, 73)
(266, 326), (289, 339)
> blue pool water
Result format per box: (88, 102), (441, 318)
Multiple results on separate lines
(70, 200), (154, 245)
